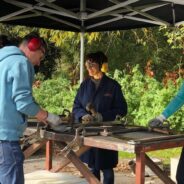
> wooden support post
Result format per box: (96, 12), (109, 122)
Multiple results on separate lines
(135, 151), (145, 184)
(45, 140), (53, 170)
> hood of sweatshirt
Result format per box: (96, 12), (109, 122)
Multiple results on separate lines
(0, 46), (24, 62)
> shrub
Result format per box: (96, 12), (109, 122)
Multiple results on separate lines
(33, 77), (78, 114)
(112, 65), (183, 130)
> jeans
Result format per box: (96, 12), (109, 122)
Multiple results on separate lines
(91, 168), (114, 184)
(0, 141), (24, 184)
(176, 147), (184, 184)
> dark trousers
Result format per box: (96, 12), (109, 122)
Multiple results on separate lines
(0, 141), (24, 184)
(176, 147), (184, 184)
(91, 168), (114, 184)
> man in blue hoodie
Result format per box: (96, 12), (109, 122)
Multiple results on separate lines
(0, 33), (61, 184)
(148, 82), (184, 184)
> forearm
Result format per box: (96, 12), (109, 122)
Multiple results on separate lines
(72, 97), (87, 120)
(35, 109), (48, 124)
(162, 83), (184, 118)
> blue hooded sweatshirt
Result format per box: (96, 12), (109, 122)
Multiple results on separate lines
(0, 46), (40, 141)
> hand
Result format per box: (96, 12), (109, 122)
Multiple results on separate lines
(148, 115), (166, 128)
(35, 109), (48, 124)
(46, 113), (62, 127)
(93, 112), (103, 123)
(82, 114), (93, 124)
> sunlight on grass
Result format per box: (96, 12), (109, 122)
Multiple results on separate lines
(119, 147), (182, 164)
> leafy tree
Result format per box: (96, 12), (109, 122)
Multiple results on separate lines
(82, 27), (183, 82)
(0, 23), (61, 79)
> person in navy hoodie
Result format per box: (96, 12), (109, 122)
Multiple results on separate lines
(72, 51), (127, 184)
(0, 32), (62, 184)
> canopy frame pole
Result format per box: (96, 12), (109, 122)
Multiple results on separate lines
(80, 31), (85, 83)
(171, 2), (176, 26)
(79, 0), (86, 83)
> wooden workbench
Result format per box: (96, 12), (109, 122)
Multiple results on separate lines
(40, 127), (184, 184)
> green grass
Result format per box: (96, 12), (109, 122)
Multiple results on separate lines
(119, 148), (182, 164)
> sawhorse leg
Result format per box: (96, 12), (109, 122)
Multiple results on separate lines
(51, 145), (90, 172)
(23, 139), (47, 159)
(45, 141), (100, 184)
(66, 149), (101, 184)
(145, 154), (175, 184)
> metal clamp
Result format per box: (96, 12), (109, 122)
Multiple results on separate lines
(60, 127), (84, 157)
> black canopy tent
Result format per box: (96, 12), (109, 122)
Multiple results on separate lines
(0, 0), (184, 82)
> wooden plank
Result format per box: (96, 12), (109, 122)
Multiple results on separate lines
(23, 140), (47, 159)
(129, 134), (184, 145)
(40, 129), (75, 142)
(41, 129), (184, 154)
(84, 135), (135, 152)
(135, 138), (184, 152)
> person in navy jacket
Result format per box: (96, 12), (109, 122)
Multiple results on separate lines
(72, 51), (127, 184)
